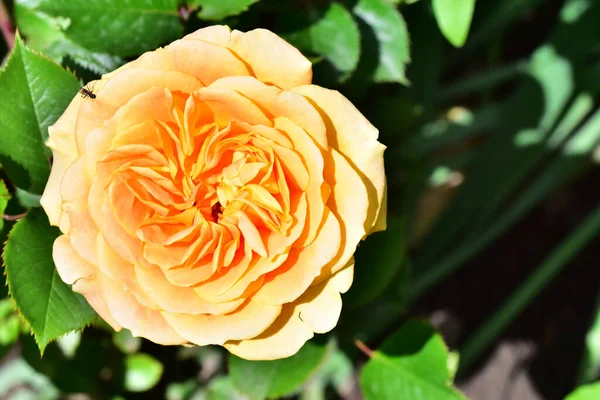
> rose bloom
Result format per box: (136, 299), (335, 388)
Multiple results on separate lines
(40, 26), (386, 360)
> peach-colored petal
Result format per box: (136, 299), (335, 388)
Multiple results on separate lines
(72, 277), (122, 331)
(41, 94), (82, 230)
(134, 266), (244, 315)
(162, 300), (282, 346)
(96, 235), (158, 309)
(254, 210), (341, 305)
(132, 39), (252, 85)
(182, 25), (232, 45)
(52, 235), (96, 285)
(194, 87), (272, 127)
(60, 159), (99, 265)
(98, 275), (187, 345)
(185, 27), (312, 90)
(292, 85), (386, 233)
(224, 305), (313, 360)
(209, 77), (328, 148)
(75, 69), (202, 152)
(320, 149), (369, 277)
(296, 276), (342, 334)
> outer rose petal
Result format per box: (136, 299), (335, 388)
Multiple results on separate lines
(184, 27), (312, 90)
(226, 266), (351, 360)
(224, 305), (313, 360)
(40, 94), (82, 232)
(98, 275), (187, 345)
(292, 85), (387, 233)
(162, 300), (282, 346)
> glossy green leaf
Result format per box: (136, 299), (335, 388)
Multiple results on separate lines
(125, 353), (164, 392)
(0, 180), (9, 233)
(0, 36), (80, 193)
(566, 382), (600, 400)
(3, 209), (97, 352)
(16, 0), (182, 58)
(280, 2), (360, 83)
(433, 0), (476, 47)
(352, 0), (411, 84)
(191, 0), (260, 20)
(230, 340), (328, 399)
(346, 216), (405, 307)
(15, 2), (124, 74)
(360, 319), (465, 400)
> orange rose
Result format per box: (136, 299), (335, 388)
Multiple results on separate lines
(40, 26), (386, 360)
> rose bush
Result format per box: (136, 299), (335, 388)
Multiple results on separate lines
(40, 25), (386, 360)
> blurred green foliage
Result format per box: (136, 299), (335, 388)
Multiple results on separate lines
(0, 0), (599, 399)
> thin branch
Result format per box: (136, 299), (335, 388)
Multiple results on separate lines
(2, 213), (26, 221)
(355, 339), (374, 358)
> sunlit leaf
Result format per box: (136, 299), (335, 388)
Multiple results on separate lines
(566, 382), (600, 400)
(190, 0), (260, 20)
(125, 353), (164, 392)
(3, 209), (97, 352)
(0, 180), (9, 233)
(352, 0), (410, 84)
(360, 319), (465, 400)
(15, 0), (182, 58)
(0, 36), (80, 193)
(432, 0), (476, 47)
(280, 2), (360, 83)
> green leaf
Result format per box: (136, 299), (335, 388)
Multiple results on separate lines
(279, 3), (360, 83)
(16, 0), (183, 58)
(207, 376), (249, 400)
(191, 0), (260, 20)
(432, 0), (476, 47)
(0, 180), (10, 233)
(125, 353), (164, 392)
(0, 35), (80, 194)
(352, 0), (411, 84)
(3, 209), (97, 352)
(360, 319), (465, 400)
(566, 382), (600, 400)
(15, 1), (124, 74)
(230, 340), (328, 399)
(346, 216), (405, 307)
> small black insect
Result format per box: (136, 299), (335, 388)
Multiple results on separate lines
(79, 82), (96, 99)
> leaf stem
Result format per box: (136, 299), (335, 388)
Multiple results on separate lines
(1, 213), (26, 221)
(458, 203), (600, 374)
(0, 0), (14, 50)
(355, 340), (374, 358)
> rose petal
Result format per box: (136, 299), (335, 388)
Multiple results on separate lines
(209, 76), (328, 148)
(254, 210), (342, 305)
(224, 305), (313, 360)
(41, 94), (82, 230)
(98, 275), (187, 345)
(135, 266), (244, 315)
(292, 85), (386, 233)
(162, 300), (282, 346)
(52, 235), (96, 285)
(185, 27), (312, 90)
